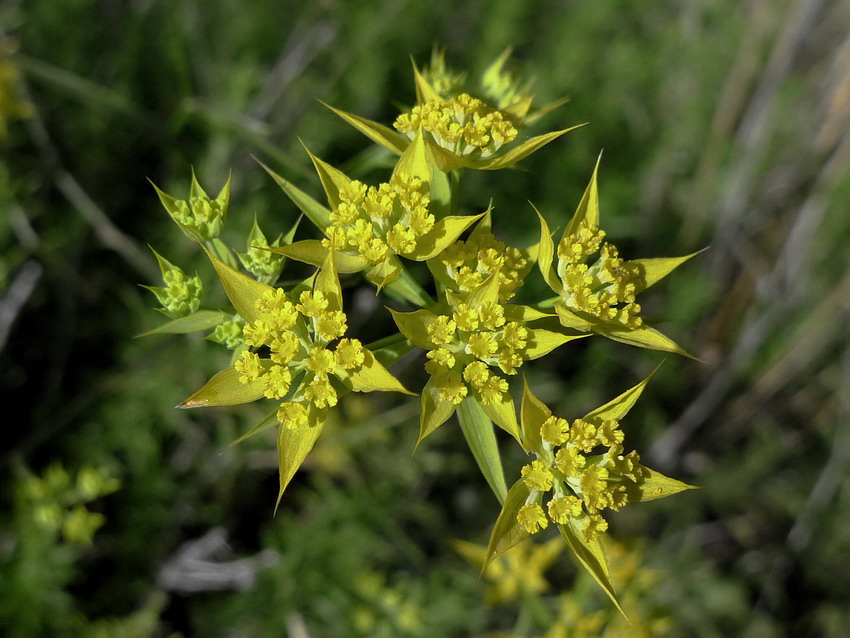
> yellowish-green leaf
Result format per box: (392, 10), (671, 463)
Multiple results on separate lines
(534, 204), (561, 293)
(624, 465), (697, 502)
(412, 59), (443, 104)
(276, 415), (325, 512)
(555, 303), (594, 331)
(228, 408), (277, 448)
(388, 308), (439, 349)
(322, 101), (408, 154)
(316, 250), (342, 312)
(565, 152), (602, 237)
(407, 214), (483, 261)
(467, 270), (501, 309)
(598, 324), (695, 359)
(302, 144), (354, 210)
(630, 250), (705, 293)
(189, 167), (209, 199)
(478, 391), (521, 445)
(338, 349), (414, 395)
(257, 159), (331, 230)
(178, 367), (265, 408)
(424, 138), (466, 172)
(429, 166), (452, 217)
(137, 310), (228, 337)
(524, 329), (588, 360)
(270, 240), (370, 273)
(458, 397), (509, 503)
(393, 128), (432, 183)
(503, 304), (553, 323)
(418, 375), (456, 445)
(558, 520), (625, 618)
(524, 96), (571, 125)
(475, 125), (584, 170)
(383, 267), (436, 308)
(584, 364), (661, 423)
(502, 95), (534, 122)
(206, 250), (274, 323)
(215, 172), (232, 211)
(521, 377), (551, 456)
(470, 207), (493, 238)
(484, 479), (531, 570)
(366, 257), (403, 292)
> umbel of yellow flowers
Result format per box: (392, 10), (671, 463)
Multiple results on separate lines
(145, 50), (701, 614)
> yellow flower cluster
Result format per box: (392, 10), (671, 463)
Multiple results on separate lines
(557, 220), (644, 329)
(172, 196), (226, 239)
(233, 287), (366, 428)
(394, 94), (518, 159)
(439, 232), (528, 302)
(424, 301), (528, 406)
(516, 414), (642, 542)
(322, 175), (434, 264)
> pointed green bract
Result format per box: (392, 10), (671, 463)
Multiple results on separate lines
(137, 310), (228, 337)
(389, 308), (439, 349)
(598, 324), (694, 359)
(178, 367), (265, 408)
(475, 125), (584, 170)
(565, 152), (602, 237)
(418, 376), (456, 445)
(467, 270), (501, 309)
(584, 364), (661, 422)
(412, 60), (443, 104)
(337, 349), (414, 395)
(625, 465), (697, 502)
(524, 329), (588, 360)
(478, 391), (521, 444)
(316, 251), (342, 312)
(270, 240), (370, 273)
(631, 250), (705, 293)
(407, 214), (484, 261)
(520, 377), (551, 456)
(484, 479), (531, 569)
(557, 521), (626, 619)
(534, 204), (562, 294)
(393, 130), (432, 183)
(228, 409), (278, 448)
(383, 268), (436, 309)
(322, 101), (408, 155)
(302, 144), (353, 210)
(275, 417), (325, 511)
(206, 250), (274, 324)
(503, 304), (553, 323)
(554, 304), (595, 331)
(458, 398), (509, 503)
(258, 159), (331, 230)
(366, 257), (403, 291)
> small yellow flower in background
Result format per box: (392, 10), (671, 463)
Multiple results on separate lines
(151, 171), (231, 243)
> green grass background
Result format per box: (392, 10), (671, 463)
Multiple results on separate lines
(2, 0), (850, 635)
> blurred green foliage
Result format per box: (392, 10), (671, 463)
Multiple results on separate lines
(2, 0), (850, 636)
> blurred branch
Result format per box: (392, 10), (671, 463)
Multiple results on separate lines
(0, 260), (42, 351)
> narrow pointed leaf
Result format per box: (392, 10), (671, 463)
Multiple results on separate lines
(366, 258), (402, 291)
(503, 304), (553, 323)
(521, 377), (551, 456)
(478, 392), (521, 445)
(322, 102), (408, 154)
(338, 349), (414, 395)
(424, 138), (466, 172)
(467, 270), (501, 309)
(206, 250), (273, 323)
(316, 250), (342, 312)
(178, 367), (265, 408)
(189, 167), (210, 200)
(631, 250), (704, 293)
(137, 310), (228, 337)
(625, 465), (697, 503)
(365, 333), (415, 367)
(384, 267), (436, 308)
(502, 95), (534, 122)
(302, 144), (354, 211)
(565, 152), (602, 237)
(475, 125), (584, 170)
(276, 417), (325, 510)
(258, 159), (331, 230)
(524, 329), (588, 360)
(458, 397), (509, 502)
(412, 60), (443, 104)
(598, 324), (695, 359)
(585, 364), (661, 422)
(558, 521), (625, 618)
(407, 213), (483, 261)
(214, 172), (232, 211)
(228, 409), (277, 448)
(484, 479), (531, 569)
(524, 96), (571, 125)
(555, 304), (594, 331)
(418, 376), (456, 444)
(470, 208), (493, 239)
(389, 308), (439, 349)
(533, 204), (561, 293)
(393, 129), (432, 183)
(270, 240), (370, 273)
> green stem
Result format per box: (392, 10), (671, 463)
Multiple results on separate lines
(449, 170), (462, 215)
(457, 398), (508, 504)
